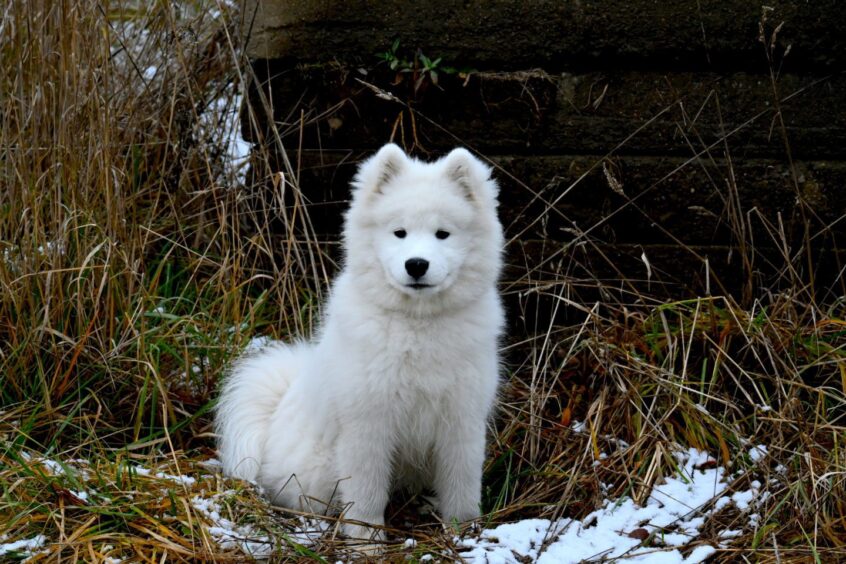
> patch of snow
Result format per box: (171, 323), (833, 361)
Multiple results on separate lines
(36, 241), (65, 256)
(209, 0), (238, 20)
(684, 545), (717, 563)
(95, 545), (125, 564)
(748, 445), (768, 463)
(461, 447), (760, 563)
(191, 493), (273, 558)
(133, 466), (196, 486)
(0, 535), (47, 557)
(462, 519), (553, 562)
(287, 516), (329, 547)
(713, 497), (732, 511)
(200, 458), (223, 470)
(244, 335), (273, 353)
(110, 7), (249, 187)
(40, 459), (66, 475)
(197, 85), (251, 186)
(730, 482), (767, 512)
(21, 454), (92, 481)
(226, 322), (250, 334)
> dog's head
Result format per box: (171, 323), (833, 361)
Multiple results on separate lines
(344, 144), (502, 313)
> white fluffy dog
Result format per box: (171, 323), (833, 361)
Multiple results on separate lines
(215, 144), (504, 541)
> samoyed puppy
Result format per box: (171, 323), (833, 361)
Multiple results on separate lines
(215, 143), (504, 542)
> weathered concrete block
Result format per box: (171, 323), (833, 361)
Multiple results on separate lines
(237, 1), (846, 299)
(243, 64), (846, 159)
(241, 1), (846, 72)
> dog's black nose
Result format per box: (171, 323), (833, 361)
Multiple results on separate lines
(405, 258), (429, 279)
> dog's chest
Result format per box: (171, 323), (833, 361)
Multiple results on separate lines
(337, 308), (484, 415)
(380, 320), (465, 390)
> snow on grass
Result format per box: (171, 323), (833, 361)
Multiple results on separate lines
(0, 535), (47, 558)
(132, 466), (196, 487)
(243, 335), (274, 353)
(718, 529), (743, 540)
(748, 445), (768, 463)
(36, 241), (65, 256)
(191, 491), (328, 557)
(197, 84), (251, 186)
(683, 545), (717, 563)
(108, 4), (250, 188)
(287, 516), (330, 547)
(191, 492), (274, 558)
(460, 447), (764, 563)
(20, 452), (91, 481)
(199, 457), (223, 470)
(461, 519), (551, 562)
(39, 458), (66, 476)
(12, 441), (772, 562)
(224, 91), (251, 184)
(209, 0), (240, 21)
(69, 490), (90, 503)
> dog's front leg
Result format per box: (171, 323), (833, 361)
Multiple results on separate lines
(335, 420), (393, 544)
(433, 415), (485, 525)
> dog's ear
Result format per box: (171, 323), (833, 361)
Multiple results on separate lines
(442, 148), (498, 204)
(354, 143), (407, 195)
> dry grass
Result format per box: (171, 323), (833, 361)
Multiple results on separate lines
(1, 1), (844, 562)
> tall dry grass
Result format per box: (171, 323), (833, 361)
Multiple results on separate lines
(0, 0), (322, 443)
(0, 1), (844, 562)
(0, 2), (329, 560)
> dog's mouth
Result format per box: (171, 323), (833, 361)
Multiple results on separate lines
(406, 283), (433, 290)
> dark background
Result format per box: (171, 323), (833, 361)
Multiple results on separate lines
(239, 0), (846, 307)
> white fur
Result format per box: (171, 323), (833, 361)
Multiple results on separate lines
(215, 144), (504, 541)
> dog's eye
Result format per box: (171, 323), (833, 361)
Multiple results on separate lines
(435, 230), (450, 240)
(394, 229), (407, 239)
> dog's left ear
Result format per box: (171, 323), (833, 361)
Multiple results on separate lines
(442, 148), (498, 204)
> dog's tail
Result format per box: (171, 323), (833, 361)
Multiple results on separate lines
(214, 342), (307, 483)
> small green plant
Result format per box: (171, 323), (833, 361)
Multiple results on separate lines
(377, 38), (407, 71)
(377, 39), (465, 93)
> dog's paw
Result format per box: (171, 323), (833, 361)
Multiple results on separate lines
(441, 512), (482, 535)
(346, 540), (386, 560)
(344, 526), (386, 560)
(343, 522), (386, 559)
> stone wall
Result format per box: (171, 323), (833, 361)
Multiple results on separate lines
(238, 1), (846, 303)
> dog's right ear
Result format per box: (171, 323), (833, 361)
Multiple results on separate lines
(353, 143), (407, 195)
